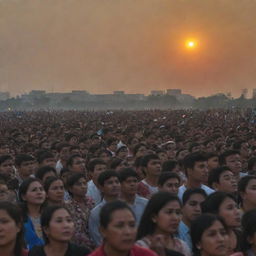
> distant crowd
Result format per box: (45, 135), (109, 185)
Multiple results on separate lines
(0, 109), (256, 256)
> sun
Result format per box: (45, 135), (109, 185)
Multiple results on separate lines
(185, 39), (198, 50)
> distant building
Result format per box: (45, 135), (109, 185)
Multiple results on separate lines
(0, 92), (10, 101)
(113, 91), (125, 95)
(241, 88), (248, 98)
(151, 90), (164, 96)
(166, 89), (182, 96)
(253, 89), (256, 99)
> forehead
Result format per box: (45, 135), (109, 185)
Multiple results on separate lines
(187, 193), (205, 202)
(220, 170), (233, 177)
(165, 177), (180, 183)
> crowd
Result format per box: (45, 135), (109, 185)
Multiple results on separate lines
(0, 109), (256, 256)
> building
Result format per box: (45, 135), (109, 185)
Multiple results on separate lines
(166, 89), (182, 96)
(151, 90), (164, 96)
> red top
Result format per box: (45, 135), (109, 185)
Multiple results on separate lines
(88, 244), (158, 256)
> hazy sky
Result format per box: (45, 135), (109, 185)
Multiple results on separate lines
(0, 0), (256, 97)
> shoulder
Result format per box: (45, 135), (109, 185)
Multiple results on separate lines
(135, 195), (148, 204)
(69, 243), (91, 256)
(132, 245), (158, 256)
(201, 184), (215, 194)
(28, 246), (45, 256)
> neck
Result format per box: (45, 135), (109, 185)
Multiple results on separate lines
(144, 175), (158, 187)
(72, 195), (84, 203)
(182, 217), (191, 228)
(186, 179), (202, 189)
(120, 193), (136, 204)
(104, 195), (118, 202)
(28, 204), (41, 217)
(47, 200), (63, 207)
(45, 241), (69, 255)
(104, 243), (129, 256)
(242, 201), (256, 213)
(0, 241), (16, 256)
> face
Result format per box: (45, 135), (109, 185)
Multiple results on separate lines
(188, 161), (208, 183)
(240, 142), (250, 158)
(198, 220), (229, 256)
(59, 147), (70, 161)
(92, 164), (107, 184)
(135, 146), (147, 157)
(182, 193), (205, 223)
(0, 210), (21, 247)
(42, 171), (57, 183)
(241, 179), (256, 207)
(18, 160), (36, 178)
(159, 178), (180, 195)
(214, 170), (237, 193)
(0, 184), (9, 201)
(47, 180), (65, 204)
(146, 159), (161, 177)
(22, 181), (46, 205)
(117, 148), (129, 159)
(41, 158), (56, 168)
(207, 157), (219, 171)
(44, 208), (74, 243)
(154, 200), (182, 235)
(70, 157), (86, 173)
(177, 150), (189, 161)
(101, 209), (136, 253)
(158, 152), (168, 163)
(99, 153), (111, 163)
(121, 177), (138, 196)
(69, 177), (87, 197)
(0, 159), (14, 178)
(225, 154), (242, 176)
(101, 176), (121, 198)
(218, 197), (240, 228)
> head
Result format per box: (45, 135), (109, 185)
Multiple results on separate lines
(0, 179), (9, 201)
(182, 188), (207, 225)
(219, 150), (242, 176)
(41, 205), (74, 244)
(0, 202), (24, 255)
(191, 214), (229, 256)
(0, 155), (14, 178)
(56, 143), (70, 161)
(158, 172), (181, 195)
(133, 143), (148, 158)
(208, 166), (237, 193)
(44, 177), (65, 205)
(116, 146), (129, 160)
(67, 173), (87, 198)
(99, 201), (136, 253)
(15, 154), (36, 179)
(87, 158), (107, 185)
(37, 151), (56, 168)
(137, 192), (182, 239)
(119, 168), (139, 197)
(162, 160), (180, 174)
(202, 191), (240, 228)
(66, 154), (86, 174)
(35, 166), (57, 183)
(141, 154), (161, 178)
(206, 153), (219, 171)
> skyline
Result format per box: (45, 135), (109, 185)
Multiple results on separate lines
(1, 0), (256, 97)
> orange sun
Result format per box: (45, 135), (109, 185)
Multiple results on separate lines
(185, 39), (198, 50)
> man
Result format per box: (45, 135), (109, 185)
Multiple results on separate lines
(55, 142), (70, 174)
(66, 154), (86, 174)
(178, 152), (214, 200)
(88, 170), (121, 246)
(178, 188), (207, 250)
(37, 151), (56, 168)
(119, 168), (148, 224)
(158, 172), (181, 195)
(137, 154), (161, 199)
(86, 158), (107, 204)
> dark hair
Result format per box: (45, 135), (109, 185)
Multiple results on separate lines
(44, 176), (63, 193)
(248, 157), (256, 171)
(98, 170), (120, 187)
(0, 202), (25, 256)
(183, 152), (207, 170)
(56, 142), (70, 153)
(141, 154), (159, 168)
(66, 173), (86, 197)
(109, 158), (123, 170)
(182, 188), (207, 205)
(191, 214), (228, 255)
(219, 150), (240, 166)
(66, 154), (82, 168)
(37, 151), (54, 164)
(35, 166), (57, 181)
(137, 192), (181, 240)
(41, 205), (72, 244)
(201, 191), (237, 214)
(15, 154), (35, 167)
(99, 201), (135, 229)
(87, 158), (106, 173)
(158, 172), (181, 187)
(162, 160), (178, 173)
(241, 209), (256, 251)
(206, 152), (218, 160)
(133, 143), (147, 156)
(0, 154), (12, 165)
(208, 166), (232, 188)
(238, 175), (256, 205)
(119, 168), (138, 182)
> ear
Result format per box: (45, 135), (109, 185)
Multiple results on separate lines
(151, 214), (157, 223)
(43, 226), (49, 237)
(196, 241), (202, 250)
(21, 194), (27, 202)
(212, 182), (219, 191)
(240, 192), (246, 201)
(99, 226), (106, 238)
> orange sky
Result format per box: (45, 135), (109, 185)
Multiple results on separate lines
(0, 0), (255, 97)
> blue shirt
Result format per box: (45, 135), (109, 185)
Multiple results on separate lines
(177, 220), (192, 250)
(128, 195), (148, 225)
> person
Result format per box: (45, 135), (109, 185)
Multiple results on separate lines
(190, 214), (229, 256)
(206, 152), (219, 171)
(55, 143), (70, 174)
(37, 151), (56, 168)
(238, 175), (256, 213)
(137, 154), (161, 199)
(136, 192), (191, 256)
(178, 188), (207, 250)
(158, 172), (181, 195)
(119, 168), (148, 225)
(28, 205), (90, 256)
(0, 201), (28, 256)
(208, 166), (237, 193)
(241, 209), (256, 256)
(86, 159), (107, 205)
(88, 201), (158, 256)
(65, 173), (95, 249)
(66, 154), (86, 174)
(89, 170), (121, 246)
(19, 177), (46, 249)
(44, 177), (65, 206)
(178, 153), (214, 200)
(35, 166), (57, 183)
(201, 191), (241, 254)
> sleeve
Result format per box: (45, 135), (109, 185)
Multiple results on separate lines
(88, 209), (102, 246)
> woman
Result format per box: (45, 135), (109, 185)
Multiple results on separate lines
(44, 176), (65, 206)
(191, 214), (230, 256)
(136, 192), (191, 256)
(19, 177), (46, 250)
(0, 201), (28, 256)
(88, 200), (158, 256)
(28, 205), (90, 256)
(65, 173), (95, 249)
(241, 209), (256, 256)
